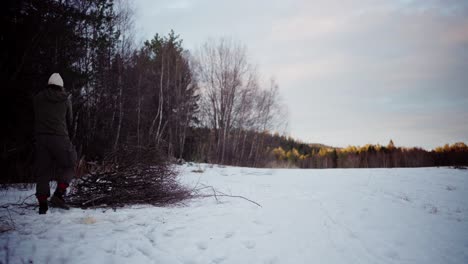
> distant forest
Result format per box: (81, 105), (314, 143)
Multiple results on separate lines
(269, 140), (468, 169)
(2, 1), (467, 183)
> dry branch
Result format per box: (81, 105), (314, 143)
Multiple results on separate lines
(67, 146), (193, 208)
(194, 184), (262, 208)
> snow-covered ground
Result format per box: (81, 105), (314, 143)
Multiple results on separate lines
(1, 165), (467, 264)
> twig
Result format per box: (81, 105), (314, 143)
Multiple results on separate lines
(5, 207), (15, 230)
(197, 184), (262, 208)
(82, 195), (107, 206)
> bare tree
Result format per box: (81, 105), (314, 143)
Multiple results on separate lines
(195, 38), (257, 163)
(113, 0), (135, 150)
(195, 39), (287, 165)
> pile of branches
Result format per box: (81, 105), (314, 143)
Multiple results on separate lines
(68, 146), (193, 209)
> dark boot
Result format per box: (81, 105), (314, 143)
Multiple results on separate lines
(37, 196), (48, 214)
(50, 183), (70, 210)
(39, 202), (48, 214)
(50, 195), (70, 210)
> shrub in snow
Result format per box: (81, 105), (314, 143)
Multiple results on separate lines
(68, 146), (192, 209)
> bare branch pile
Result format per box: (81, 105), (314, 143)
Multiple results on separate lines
(68, 146), (192, 208)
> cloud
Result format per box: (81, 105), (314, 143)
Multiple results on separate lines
(133, 0), (468, 148)
(265, 1), (468, 100)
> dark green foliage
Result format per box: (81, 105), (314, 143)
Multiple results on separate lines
(1, 0), (200, 183)
(1, 0), (119, 183)
(2, 1), (466, 184)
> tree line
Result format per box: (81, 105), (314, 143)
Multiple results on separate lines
(1, 1), (466, 184)
(271, 140), (468, 168)
(1, 0), (285, 183)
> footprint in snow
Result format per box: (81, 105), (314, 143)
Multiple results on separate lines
(423, 204), (439, 215)
(243, 240), (256, 249)
(197, 242), (208, 250)
(164, 226), (185, 237)
(263, 257), (279, 264)
(446, 185), (456, 191)
(224, 232), (234, 238)
(385, 250), (400, 260)
(144, 232), (156, 246)
(212, 256), (227, 263)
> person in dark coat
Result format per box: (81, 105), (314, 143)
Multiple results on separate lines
(33, 73), (77, 214)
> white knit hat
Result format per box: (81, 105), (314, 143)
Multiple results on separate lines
(48, 73), (64, 87)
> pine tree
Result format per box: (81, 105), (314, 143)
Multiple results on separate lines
(388, 139), (395, 150)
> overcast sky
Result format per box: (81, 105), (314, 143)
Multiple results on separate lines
(133, 0), (468, 149)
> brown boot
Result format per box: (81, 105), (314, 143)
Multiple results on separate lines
(50, 183), (70, 210)
(50, 195), (70, 210)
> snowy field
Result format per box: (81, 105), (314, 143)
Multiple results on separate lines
(1, 164), (467, 264)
